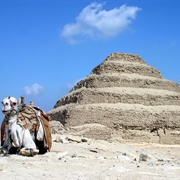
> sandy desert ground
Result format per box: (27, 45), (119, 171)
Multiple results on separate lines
(0, 134), (180, 180)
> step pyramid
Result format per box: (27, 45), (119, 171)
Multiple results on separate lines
(48, 53), (180, 144)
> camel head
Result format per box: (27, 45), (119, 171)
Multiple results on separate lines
(1, 96), (18, 115)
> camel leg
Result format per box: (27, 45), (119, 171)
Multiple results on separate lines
(1, 127), (11, 155)
(19, 147), (39, 157)
(20, 129), (39, 156)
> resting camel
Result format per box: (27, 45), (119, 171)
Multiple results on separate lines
(1, 96), (52, 156)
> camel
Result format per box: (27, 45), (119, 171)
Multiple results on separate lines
(1, 96), (52, 156)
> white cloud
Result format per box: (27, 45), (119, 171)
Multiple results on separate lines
(24, 83), (44, 96)
(61, 3), (141, 44)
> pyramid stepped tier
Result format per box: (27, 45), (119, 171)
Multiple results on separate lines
(91, 61), (162, 78)
(104, 53), (146, 64)
(50, 103), (180, 131)
(49, 103), (180, 143)
(54, 87), (180, 108)
(48, 53), (180, 144)
(71, 73), (180, 93)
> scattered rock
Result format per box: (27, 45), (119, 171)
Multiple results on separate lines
(0, 134), (180, 179)
(81, 138), (88, 142)
(53, 135), (69, 144)
(158, 159), (164, 162)
(139, 153), (149, 162)
(71, 154), (77, 158)
(90, 149), (98, 153)
(58, 151), (68, 160)
(67, 137), (82, 143)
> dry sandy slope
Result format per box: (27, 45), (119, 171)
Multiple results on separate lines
(0, 134), (180, 180)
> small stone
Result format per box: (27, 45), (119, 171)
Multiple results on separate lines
(71, 154), (77, 158)
(54, 136), (63, 143)
(81, 138), (88, 142)
(58, 151), (68, 160)
(158, 159), (164, 162)
(90, 149), (98, 153)
(61, 139), (69, 144)
(139, 153), (148, 162)
(68, 137), (81, 143)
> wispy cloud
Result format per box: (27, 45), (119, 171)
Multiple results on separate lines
(24, 83), (44, 96)
(61, 3), (141, 44)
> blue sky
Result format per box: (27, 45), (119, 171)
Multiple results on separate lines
(0, 0), (180, 121)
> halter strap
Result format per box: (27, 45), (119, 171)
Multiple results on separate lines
(8, 97), (15, 109)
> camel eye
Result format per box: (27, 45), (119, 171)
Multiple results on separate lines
(13, 102), (16, 106)
(6, 102), (9, 105)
